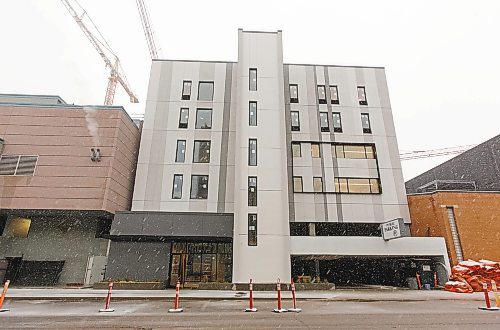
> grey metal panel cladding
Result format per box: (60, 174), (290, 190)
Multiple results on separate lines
(105, 241), (170, 281)
(405, 134), (500, 193)
(110, 212), (234, 238)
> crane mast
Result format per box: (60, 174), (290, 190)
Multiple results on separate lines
(136, 0), (161, 59)
(61, 0), (139, 105)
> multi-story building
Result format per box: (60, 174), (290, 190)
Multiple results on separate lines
(0, 94), (140, 285)
(106, 30), (449, 287)
(406, 133), (500, 266)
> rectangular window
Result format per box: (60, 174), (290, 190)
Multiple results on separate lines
(190, 175), (209, 199)
(0, 155), (38, 176)
(289, 84), (298, 103)
(358, 86), (368, 105)
(198, 81), (214, 101)
(343, 145), (367, 159)
(348, 178), (371, 193)
(193, 140), (211, 163)
(248, 139), (257, 166)
(292, 143), (301, 157)
(330, 85), (339, 104)
(175, 140), (186, 163)
(249, 101), (257, 126)
(248, 176), (257, 206)
(293, 176), (303, 192)
(291, 111), (300, 131)
(370, 178), (381, 193)
(195, 108), (212, 129)
(332, 112), (342, 133)
(311, 143), (321, 158)
(179, 108), (189, 128)
(317, 85), (327, 104)
(172, 174), (183, 199)
(334, 145), (344, 158)
(361, 113), (372, 133)
(249, 68), (257, 91)
(313, 177), (323, 192)
(334, 178), (348, 193)
(248, 214), (257, 246)
(365, 145), (375, 159)
(182, 80), (192, 100)
(319, 112), (329, 132)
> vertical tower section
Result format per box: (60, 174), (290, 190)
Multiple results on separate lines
(232, 30), (291, 283)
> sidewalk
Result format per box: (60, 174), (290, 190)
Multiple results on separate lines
(4, 288), (487, 302)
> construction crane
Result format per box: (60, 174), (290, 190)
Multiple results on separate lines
(61, 0), (139, 105)
(136, 0), (161, 59)
(399, 144), (476, 161)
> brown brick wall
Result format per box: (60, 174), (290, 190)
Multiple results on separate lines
(408, 192), (500, 266)
(0, 105), (140, 213)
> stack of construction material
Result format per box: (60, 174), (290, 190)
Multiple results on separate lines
(445, 259), (500, 293)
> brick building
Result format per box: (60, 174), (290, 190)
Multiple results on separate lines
(406, 134), (500, 266)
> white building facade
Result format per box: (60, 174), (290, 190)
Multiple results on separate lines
(106, 30), (449, 287)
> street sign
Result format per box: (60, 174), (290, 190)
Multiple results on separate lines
(381, 218), (403, 240)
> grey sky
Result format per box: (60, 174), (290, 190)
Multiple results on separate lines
(1, 0), (499, 180)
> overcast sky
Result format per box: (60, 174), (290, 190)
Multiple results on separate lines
(1, 0), (499, 180)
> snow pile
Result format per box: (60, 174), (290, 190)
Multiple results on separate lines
(444, 259), (500, 293)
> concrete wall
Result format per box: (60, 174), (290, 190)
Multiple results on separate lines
(285, 65), (409, 224)
(408, 191), (500, 265)
(232, 30), (291, 283)
(0, 104), (140, 213)
(0, 217), (107, 284)
(106, 241), (170, 281)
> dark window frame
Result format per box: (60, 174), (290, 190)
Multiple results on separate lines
(249, 101), (257, 126)
(291, 111), (300, 131)
(175, 140), (186, 163)
(357, 86), (368, 105)
(172, 174), (183, 199)
(178, 108), (189, 128)
(193, 140), (211, 163)
(330, 85), (339, 104)
(197, 81), (214, 101)
(195, 108), (213, 129)
(289, 84), (299, 103)
(361, 113), (372, 134)
(190, 175), (209, 199)
(248, 139), (257, 166)
(319, 112), (329, 132)
(248, 214), (257, 246)
(182, 80), (192, 100)
(332, 112), (343, 133)
(317, 85), (327, 104)
(248, 176), (257, 206)
(249, 68), (257, 91)
(293, 176), (303, 192)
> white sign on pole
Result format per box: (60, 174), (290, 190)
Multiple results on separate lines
(381, 218), (402, 240)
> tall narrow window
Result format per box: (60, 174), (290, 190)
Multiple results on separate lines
(249, 101), (257, 126)
(195, 108), (212, 129)
(313, 177), (323, 192)
(317, 85), (327, 104)
(190, 175), (209, 199)
(179, 108), (189, 128)
(172, 174), (183, 199)
(193, 140), (211, 163)
(249, 68), (257, 91)
(248, 139), (257, 166)
(334, 144), (344, 158)
(292, 143), (301, 157)
(330, 85), (339, 104)
(361, 113), (372, 134)
(248, 214), (257, 246)
(319, 112), (329, 132)
(291, 111), (300, 131)
(357, 86), (368, 105)
(182, 80), (192, 100)
(293, 176), (303, 192)
(334, 178), (348, 193)
(311, 143), (321, 158)
(289, 84), (298, 103)
(365, 145), (375, 159)
(248, 176), (257, 206)
(369, 178), (381, 193)
(198, 82), (214, 101)
(175, 140), (186, 163)
(333, 112), (342, 133)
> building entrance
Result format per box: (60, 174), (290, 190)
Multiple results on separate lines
(169, 242), (232, 287)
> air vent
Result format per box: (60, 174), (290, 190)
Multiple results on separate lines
(0, 155), (38, 176)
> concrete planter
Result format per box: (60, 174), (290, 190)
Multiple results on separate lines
(93, 281), (165, 290)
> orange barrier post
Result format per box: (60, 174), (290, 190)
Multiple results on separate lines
(491, 280), (500, 308)
(433, 272), (438, 288)
(245, 278), (257, 312)
(273, 278), (287, 313)
(416, 272), (422, 290)
(0, 280), (10, 312)
(478, 282), (499, 311)
(168, 280), (184, 313)
(287, 278), (302, 313)
(99, 282), (115, 312)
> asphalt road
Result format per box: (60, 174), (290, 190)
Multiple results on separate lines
(1, 299), (499, 329)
